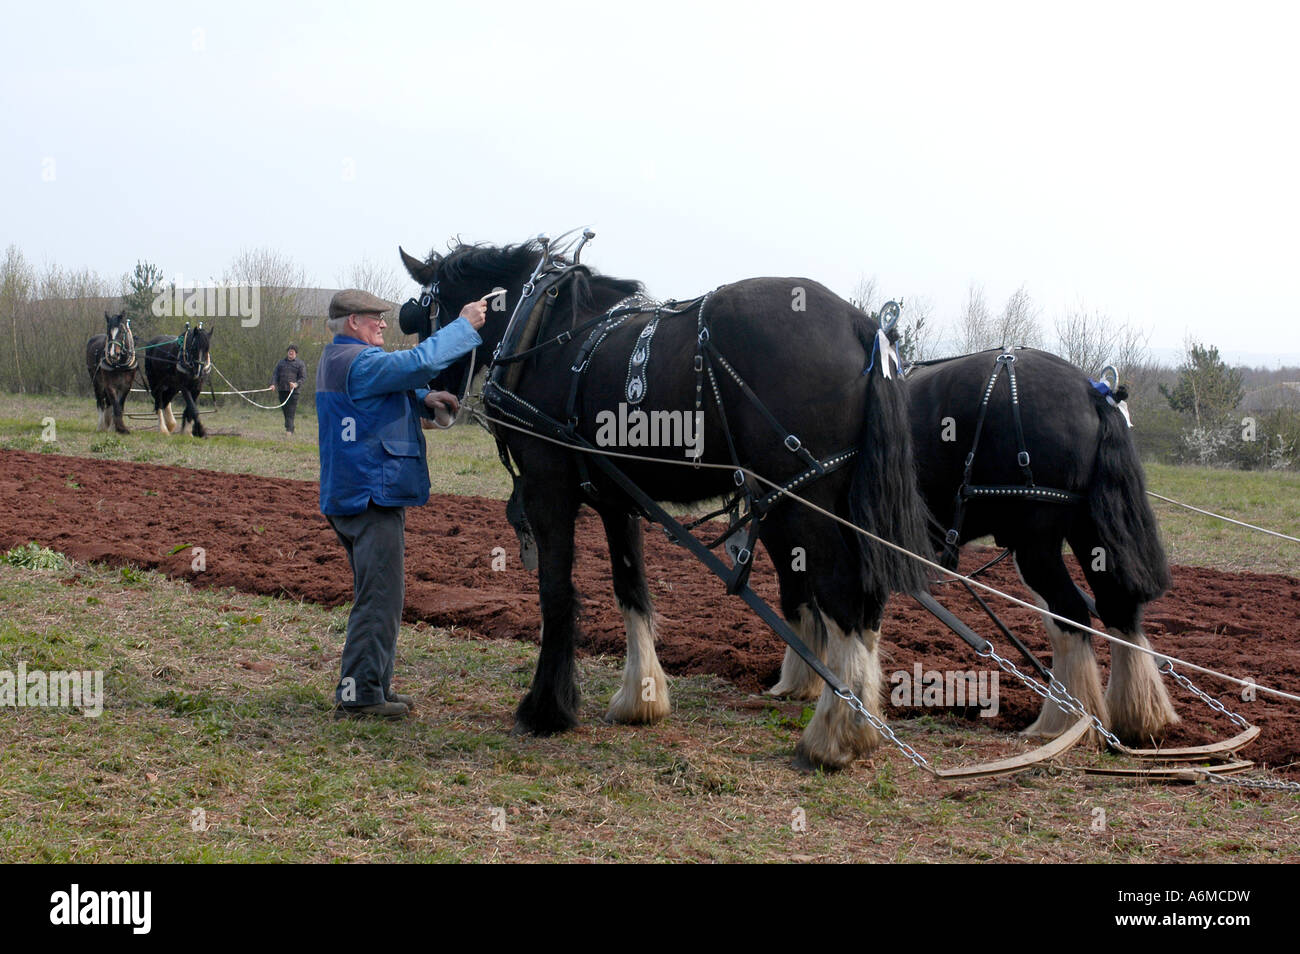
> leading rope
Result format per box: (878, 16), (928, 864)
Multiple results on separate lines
(1146, 491), (1300, 544)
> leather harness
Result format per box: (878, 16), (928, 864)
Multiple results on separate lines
(937, 349), (1082, 567)
(480, 263), (859, 598)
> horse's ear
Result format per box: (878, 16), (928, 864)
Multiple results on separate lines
(399, 246), (440, 285)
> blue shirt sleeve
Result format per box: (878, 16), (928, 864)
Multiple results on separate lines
(346, 317), (482, 400)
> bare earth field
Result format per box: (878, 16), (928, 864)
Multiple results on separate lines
(2, 440), (1299, 862)
(4, 447), (1299, 769)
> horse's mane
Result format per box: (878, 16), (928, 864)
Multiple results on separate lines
(440, 241), (643, 312)
(439, 241), (540, 287)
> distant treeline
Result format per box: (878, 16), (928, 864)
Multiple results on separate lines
(0, 244), (412, 409)
(3, 244), (1298, 470)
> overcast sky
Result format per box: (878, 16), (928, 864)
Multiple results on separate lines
(3, 1), (1298, 363)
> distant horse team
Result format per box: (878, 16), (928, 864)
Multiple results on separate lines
(84, 317), (214, 438)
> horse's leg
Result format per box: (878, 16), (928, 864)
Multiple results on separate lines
(92, 378), (109, 431)
(513, 482), (582, 736)
(184, 387), (205, 438)
(155, 392), (171, 435)
(164, 397), (179, 433)
(786, 506), (883, 771)
(767, 602), (827, 700)
(1014, 538), (1109, 743)
(112, 378), (131, 434)
(1070, 530), (1179, 744)
(598, 507), (670, 724)
(763, 521), (827, 701)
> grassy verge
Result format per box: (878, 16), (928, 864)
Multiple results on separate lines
(1143, 462), (1300, 575)
(0, 392), (509, 495)
(0, 559), (1295, 862)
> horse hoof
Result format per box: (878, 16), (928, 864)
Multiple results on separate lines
(791, 746), (847, 774)
(513, 693), (579, 737)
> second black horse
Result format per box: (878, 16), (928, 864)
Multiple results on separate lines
(144, 324), (214, 438)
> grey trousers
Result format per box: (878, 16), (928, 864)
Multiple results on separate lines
(327, 503), (406, 706)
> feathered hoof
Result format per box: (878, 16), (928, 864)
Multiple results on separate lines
(513, 689), (579, 737)
(1107, 688), (1180, 746)
(791, 741), (857, 774)
(765, 679), (822, 701)
(606, 685), (670, 725)
(792, 745), (843, 774)
(793, 721), (880, 773)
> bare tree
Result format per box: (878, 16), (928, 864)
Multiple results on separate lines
(955, 282), (994, 353)
(31, 263), (113, 394)
(994, 284), (1042, 349)
(897, 294), (939, 363)
(221, 248), (313, 391)
(1054, 306), (1111, 373)
(1053, 304), (1153, 385)
(849, 275), (879, 315)
(0, 245), (35, 392)
(339, 257), (406, 304)
(1112, 321), (1155, 392)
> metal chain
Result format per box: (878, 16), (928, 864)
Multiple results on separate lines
(979, 644), (1124, 749)
(1190, 769), (1300, 793)
(833, 688), (935, 775)
(1160, 662), (1251, 729)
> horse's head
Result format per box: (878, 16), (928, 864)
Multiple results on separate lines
(182, 323), (214, 377)
(103, 312), (132, 363)
(398, 241), (540, 400)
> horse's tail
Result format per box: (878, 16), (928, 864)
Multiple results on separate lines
(849, 324), (933, 601)
(1085, 390), (1171, 603)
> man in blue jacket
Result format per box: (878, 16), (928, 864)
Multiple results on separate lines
(317, 288), (486, 719)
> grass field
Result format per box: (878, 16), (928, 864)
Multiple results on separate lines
(1, 391), (1298, 862)
(2, 560), (1296, 863)
(0, 392), (507, 496)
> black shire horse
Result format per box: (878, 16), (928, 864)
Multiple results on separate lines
(143, 324), (214, 438)
(401, 240), (931, 770)
(85, 312), (138, 434)
(900, 348), (1177, 744)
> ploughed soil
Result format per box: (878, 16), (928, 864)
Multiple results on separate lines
(5, 449), (1298, 776)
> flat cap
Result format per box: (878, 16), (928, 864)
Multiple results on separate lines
(329, 289), (397, 320)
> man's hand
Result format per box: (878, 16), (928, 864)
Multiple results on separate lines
(424, 391), (460, 415)
(424, 390), (460, 428)
(289, 381), (297, 390)
(460, 299), (488, 330)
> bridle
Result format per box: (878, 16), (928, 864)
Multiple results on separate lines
(418, 229), (599, 431)
(414, 278), (469, 429)
(176, 323), (212, 377)
(100, 318), (138, 371)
